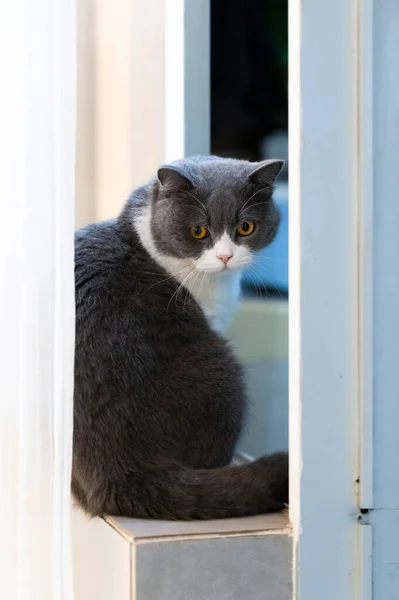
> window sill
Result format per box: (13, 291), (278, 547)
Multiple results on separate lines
(72, 509), (292, 599)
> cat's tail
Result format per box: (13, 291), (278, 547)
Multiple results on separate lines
(87, 452), (288, 520)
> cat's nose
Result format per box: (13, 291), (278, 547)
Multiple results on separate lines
(217, 254), (233, 265)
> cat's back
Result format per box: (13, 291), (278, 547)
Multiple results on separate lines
(75, 218), (155, 315)
(75, 219), (133, 289)
(75, 219), (155, 355)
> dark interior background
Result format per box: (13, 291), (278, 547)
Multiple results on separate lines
(211, 0), (288, 172)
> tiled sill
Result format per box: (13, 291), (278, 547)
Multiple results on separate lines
(72, 509), (292, 600)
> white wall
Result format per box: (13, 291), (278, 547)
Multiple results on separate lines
(0, 1), (76, 597)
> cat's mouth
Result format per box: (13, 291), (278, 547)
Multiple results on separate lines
(193, 247), (252, 273)
(195, 261), (249, 274)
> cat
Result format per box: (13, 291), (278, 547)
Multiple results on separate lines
(73, 155), (288, 520)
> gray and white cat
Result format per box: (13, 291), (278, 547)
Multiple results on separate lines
(73, 155), (288, 520)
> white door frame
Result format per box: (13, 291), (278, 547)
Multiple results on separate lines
(290, 1), (399, 598)
(289, 0), (368, 597)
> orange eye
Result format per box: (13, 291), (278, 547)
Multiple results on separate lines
(190, 225), (208, 240)
(237, 221), (255, 236)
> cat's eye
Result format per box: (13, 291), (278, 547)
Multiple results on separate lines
(237, 221), (255, 236)
(190, 225), (208, 240)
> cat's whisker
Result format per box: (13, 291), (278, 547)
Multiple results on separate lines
(240, 186), (273, 213)
(245, 268), (263, 299)
(182, 269), (197, 311)
(196, 270), (208, 307)
(267, 279), (286, 300)
(250, 261), (288, 294)
(166, 275), (187, 312)
(184, 190), (207, 216)
(234, 260), (252, 268)
(167, 268), (195, 313)
(240, 200), (272, 216)
(141, 267), (190, 279)
(143, 266), (192, 293)
(181, 205), (206, 216)
(186, 269), (203, 312)
(178, 271), (196, 308)
(245, 264), (285, 300)
(187, 270), (204, 314)
(252, 256), (287, 262)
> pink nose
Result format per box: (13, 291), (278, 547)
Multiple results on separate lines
(217, 254), (233, 265)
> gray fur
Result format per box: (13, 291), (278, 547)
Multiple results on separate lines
(73, 155), (288, 520)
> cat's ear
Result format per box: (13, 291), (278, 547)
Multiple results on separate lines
(157, 166), (194, 197)
(248, 159), (285, 187)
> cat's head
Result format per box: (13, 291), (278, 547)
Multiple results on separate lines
(145, 156), (284, 274)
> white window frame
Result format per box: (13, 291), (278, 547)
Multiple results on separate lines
(289, 0), (366, 596)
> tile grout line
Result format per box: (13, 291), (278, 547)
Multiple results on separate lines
(134, 526), (293, 545)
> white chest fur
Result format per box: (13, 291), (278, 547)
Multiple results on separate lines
(187, 270), (242, 334)
(134, 207), (243, 335)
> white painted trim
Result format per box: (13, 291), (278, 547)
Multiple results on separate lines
(288, 0), (302, 554)
(357, 0), (374, 511)
(164, 0), (185, 161)
(289, 1), (361, 597)
(357, 522), (373, 600)
(164, 0), (210, 162)
(182, 0), (210, 157)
